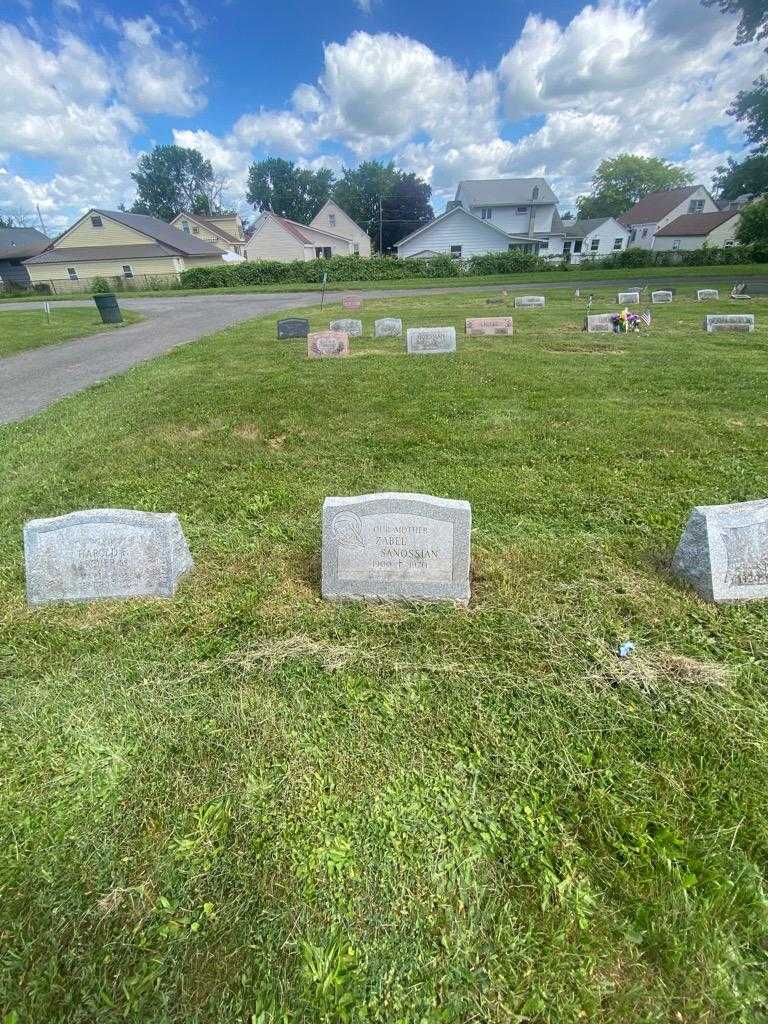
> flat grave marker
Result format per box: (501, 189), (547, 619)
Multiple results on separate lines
(342, 295), (363, 310)
(308, 330), (350, 358)
(24, 509), (193, 606)
(374, 318), (403, 338)
(698, 289), (719, 300)
(322, 492), (471, 604)
(514, 295), (546, 309)
(651, 291), (673, 304)
(277, 317), (310, 340)
(465, 317), (514, 336)
(329, 318), (363, 337)
(406, 326), (457, 354)
(617, 291), (640, 304)
(672, 497), (768, 603)
(704, 314), (755, 333)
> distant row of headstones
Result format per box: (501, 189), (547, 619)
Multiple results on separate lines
(587, 312), (756, 334)
(22, 495), (768, 607)
(280, 317), (519, 357)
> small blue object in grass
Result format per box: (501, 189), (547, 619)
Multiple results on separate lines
(618, 641), (636, 659)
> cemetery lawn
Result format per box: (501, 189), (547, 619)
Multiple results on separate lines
(1, 287), (768, 1023)
(0, 307), (143, 358)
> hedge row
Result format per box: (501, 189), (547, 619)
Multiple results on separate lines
(178, 244), (767, 290)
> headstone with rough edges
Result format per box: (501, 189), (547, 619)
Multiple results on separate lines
(374, 318), (403, 338)
(698, 289), (719, 300)
(23, 509), (193, 605)
(465, 317), (514, 336)
(329, 318), (363, 337)
(342, 295), (362, 310)
(308, 330), (350, 358)
(617, 291), (640, 304)
(671, 498), (768, 603)
(277, 317), (310, 339)
(406, 327), (457, 354)
(322, 492), (471, 603)
(586, 313), (614, 333)
(514, 295), (545, 308)
(651, 291), (673, 304)
(704, 314), (755, 333)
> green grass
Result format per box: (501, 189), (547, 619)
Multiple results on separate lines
(0, 261), (763, 302)
(0, 307), (143, 357)
(1, 288), (767, 1022)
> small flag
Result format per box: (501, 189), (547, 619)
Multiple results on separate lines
(640, 310), (652, 327)
(574, 288), (580, 299)
(586, 294), (593, 310)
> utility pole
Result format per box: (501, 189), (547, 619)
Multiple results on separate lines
(378, 197), (383, 255)
(36, 204), (48, 236)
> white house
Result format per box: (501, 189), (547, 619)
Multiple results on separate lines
(309, 200), (371, 257)
(395, 177), (565, 260)
(169, 212), (246, 256)
(619, 186), (719, 249)
(561, 217), (630, 262)
(244, 208), (368, 262)
(651, 211), (741, 252)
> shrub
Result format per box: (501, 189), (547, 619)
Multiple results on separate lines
(32, 283), (52, 294)
(91, 277), (111, 294)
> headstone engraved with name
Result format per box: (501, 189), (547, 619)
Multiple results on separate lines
(406, 326), (457, 354)
(586, 313), (614, 333)
(704, 314), (755, 334)
(465, 317), (514, 336)
(329, 318), (363, 337)
(277, 317), (310, 340)
(672, 498), (768, 603)
(342, 295), (363, 310)
(617, 291), (640, 304)
(308, 330), (349, 358)
(23, 509), (193, 605)
(514, 295), (546, 308)
(698, 289), (719, 300)
(322, 492), (471, 603)
(652, 291), (673, 304)
(374, 318), (403, 338)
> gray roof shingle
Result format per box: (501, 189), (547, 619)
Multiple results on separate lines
(618, 187), (699, 226)
(655, 211), (739, 237)
(457, 177), (558, 207)
(0, 227), (50, 261)
(94, 209), (224, 255)
(24, 244), (180, 265)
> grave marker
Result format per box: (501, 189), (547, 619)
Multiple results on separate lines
(651, 291), (673, 304)
(704, 314), (755, 333)
(514, 295), (546, 308)
(374, 318), (403, 338)
(322, 492), (471, 604)
(330, 318), (363, 337)
(277, 317), (310, 339)
(465, 317), (514, 336)
(672, 498), (768, 603)
(586, 313), (614, 333)
(308, 331), (350, 358)
(342, 295), (363, 310)
(617, 291), (640, 304)
(698, 289), (719, 300)
(23, 509), (193, 606)
(406, 327), (457, 354)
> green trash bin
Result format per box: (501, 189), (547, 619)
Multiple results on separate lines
(93, 293), (123, 324)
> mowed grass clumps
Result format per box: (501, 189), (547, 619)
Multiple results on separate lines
(0, 288), (767, 1023)
(0, 306), (143, 357)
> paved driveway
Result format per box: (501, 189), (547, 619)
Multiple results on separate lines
(1, 274), (764, 424)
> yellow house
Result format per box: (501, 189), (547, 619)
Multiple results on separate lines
(24, 208), (226, 292)
(310, 200), (371, 257)
(169, 211), (246, 255)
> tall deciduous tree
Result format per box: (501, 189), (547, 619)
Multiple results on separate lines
(246, 158), (334, 223)
(130, 145), (220, 221)
(713, 154), (768, 199)
(702, 0), (767, 47)
(735, 195), (768, 243)
(332, 161), (433, 253)
(577, 154), (694, 218)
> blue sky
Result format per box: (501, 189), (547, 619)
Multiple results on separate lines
(1, 0), (762, 231)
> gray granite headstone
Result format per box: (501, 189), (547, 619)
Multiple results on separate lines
(277, 317), (310, 339)
(704, 314), (755, 333)
(617, 291), (640, 304)
(514, 295), (546, 308)
(671, 498), (768, 603)
(586, 313), (614, 333)
(406, 327), (456, 354)
(374, 318), (403, 338)
(330, 318), (363, 337)
(23, 509), (193, 605)
(322, 492), (471, 603)
(651, 291), (673, 303)
(698, 289), (719, 300)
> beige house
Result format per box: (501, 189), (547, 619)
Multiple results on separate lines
(652, 211), (741, 252)
(244, 204), (370, 263)
(24, 209), (226, 292)
(169, 211), (246, 255)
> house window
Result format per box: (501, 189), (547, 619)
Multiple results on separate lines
(329, 214), (336, 227)
(641, 228), (648, 238)
(564, 240), (572, 253)
(181, 221), (190, 233)
(67, 267), (78, 281)
(353, 243), (360, 255)
(672, 239), (681, 251)
(450, 245), (462, 260)
(539, 239), (548, 249)
(315, 246), (332, 259)
(516, 206), (528, 214)
(192, 226), (199, 234)
(90, 215), (103, 228)
(573, 240), (583, 254)
(532, 186), (540, 200)
(629, 229), (636, 243)
(590, 238), (600, 251)
(688, 199), (705, 214)
(613, 237), (623, 250)
(122, 264), (134, 278)
(481, 208), (492, 220)
(724, 240), (734, 247)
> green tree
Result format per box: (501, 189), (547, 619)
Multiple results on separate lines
(702, 0), (767, 47)
(332, 161), (433, 253)
(713, 154), (768, 199)
(735, 194), (768, 242)
(246, 157), (334, 223)
(130, 145), (218, 221)
(577, 154), (694, 219)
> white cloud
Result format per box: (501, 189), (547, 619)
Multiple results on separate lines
(353, 0), (377, 12)
(120, 17), (207, 115)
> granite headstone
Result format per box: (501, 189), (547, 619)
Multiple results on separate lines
(406, 327), (457, 354)
(617, 291), (640, 304)
(514, 295), (546, 308)
(704, 314), (755, 333)
(465, 317), (514, 336)
(322, 492), (471, 603)
(277, 317), (310, 340)
(330, 318), (363, 337)
(342, 295), (363, 310)
(586, 313), (614, 333)
(651, 291), (673, 304)
(698, 289), (719, 300)
(308, 330), (350, 358)
(374, 318), (403, 338)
